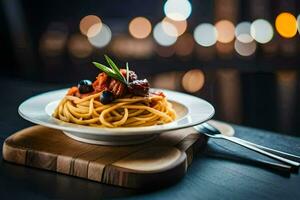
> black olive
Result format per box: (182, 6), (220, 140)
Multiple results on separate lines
(100, 91), (114, 104)
(78, 80), (94, 94)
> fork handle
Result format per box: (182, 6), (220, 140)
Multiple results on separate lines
(222, 135), (300, 171)
(232, 137), (300, 162)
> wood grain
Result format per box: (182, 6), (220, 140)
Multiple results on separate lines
(2, 125), (207, 188)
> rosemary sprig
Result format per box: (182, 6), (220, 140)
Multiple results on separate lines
(92, 62), (125, 84)
(104, 55), (127, 84)
(92, 55), (128, 85)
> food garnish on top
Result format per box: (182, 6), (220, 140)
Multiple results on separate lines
(67, 55), (150, 104)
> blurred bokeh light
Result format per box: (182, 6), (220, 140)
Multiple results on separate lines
(129, 17), (152, 39)
(164, 0), (192, 21)
(182, 69), (205, 93)
(162, 17), (187, 37)
(215, 20), (235, 43)
(275, 12), (297, 38)
(79, 15), (102, 37)
(250, 19), (273, 44)
(193, 23), (217, 47)
(153, 22), (177, 46)
(235, 22), (253, 43)
(234, 39), (256, 56)
(87, 24), (111, 48)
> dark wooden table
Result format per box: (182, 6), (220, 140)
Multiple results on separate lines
(0, 78), (300, 199)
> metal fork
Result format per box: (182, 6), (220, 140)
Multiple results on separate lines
(195, 123), (300, 172)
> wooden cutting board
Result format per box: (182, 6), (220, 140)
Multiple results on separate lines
(2, 125), (207, 189)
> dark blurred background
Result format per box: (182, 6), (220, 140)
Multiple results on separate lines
(1, 0), (300, 136)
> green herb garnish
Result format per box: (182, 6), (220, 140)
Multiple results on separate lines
(92, 55), (128, 85)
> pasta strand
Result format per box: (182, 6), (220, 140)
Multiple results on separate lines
(53, 94), (176, 128)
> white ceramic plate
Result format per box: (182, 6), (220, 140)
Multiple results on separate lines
(19, 89), (215, 145)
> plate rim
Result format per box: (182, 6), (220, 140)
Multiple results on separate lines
(18, 88), (215, 136)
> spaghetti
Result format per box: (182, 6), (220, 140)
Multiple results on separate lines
(53, 92), (176, 128)
(52, 55), (177, 128)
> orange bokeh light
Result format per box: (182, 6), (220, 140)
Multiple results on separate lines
(162, 17), (187, 37)
(275, 12), (297, 38)
(129, 17), (152, 39)
(182, 69), (205, 93)
(215, 20), (235, 43)
(79, 15), (102, 37)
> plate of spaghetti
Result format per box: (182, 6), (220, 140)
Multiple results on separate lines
(19, 55), (214, 145)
